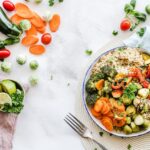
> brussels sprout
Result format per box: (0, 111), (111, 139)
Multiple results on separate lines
(143, 119), (150, 129)
(29, 60), (39, 70)
(130, 122), (140, 132)
(1, 62), (12, 73)
(34, 0), (42, 4)
(126, 117), (131, 124)
(126, 105), (136, 116)
(123, 125), (132, 134)
(16, 54), (27, 65)
(134, 115), (144, 126)
(133, 98), (140, 107)
(43, 11), (52, 22)
(122, 95), (132, 106)
(143, 104), (149, 113)
(138, 88), (149, 98)
(29, 75), (39, 86)
(132, 114), (138, 121)
(145, 4), (150, 15)
(103, 81), (112, 94)
(19, 20), (31, 31)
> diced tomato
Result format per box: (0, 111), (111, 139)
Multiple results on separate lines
(141, 80), (149, 88)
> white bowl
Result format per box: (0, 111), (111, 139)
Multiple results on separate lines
(82, 46), (150, 138)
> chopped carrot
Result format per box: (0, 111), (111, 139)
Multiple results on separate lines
(101, 117), (113, 131)
(22, 35), (39, 46)
(101, 101), (110, 115)
(91, 108), (101, 117)
(10, 14), (23, 25)
(112, 90), (123, 98)
(30, 12), (45, 28)
(94, 100), (104, 113)
(49, 14), (60, 32)
(36, 26), (46, 34)
(26, 25), (37, 36)
(95, 79), (104, 90)
(113, 118), (126, 127)
(104, 111), (114, 119)
(100, 97), (109, 103)
(15, 3), (34, 19)
(29, 44), (45, 55)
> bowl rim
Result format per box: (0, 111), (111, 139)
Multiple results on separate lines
(82, 46), (150, 138)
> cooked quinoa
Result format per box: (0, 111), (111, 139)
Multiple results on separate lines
(92, 47), (144, 75)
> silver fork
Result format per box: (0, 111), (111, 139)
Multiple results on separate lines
(64, 113), (108, 150)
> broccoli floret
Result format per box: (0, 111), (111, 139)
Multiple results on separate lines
(90, 73), (105, 82)
(86, 79), (96, 93)
(101, 65), (117, 78)
(86, 93), (99, 106)
(103, 80), (112, 94)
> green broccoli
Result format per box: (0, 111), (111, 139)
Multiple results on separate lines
(101, 65), (117, 78)
(86, 93), (99, 106)
(90, 73), (105, 82)
(86, 79), (96, 93)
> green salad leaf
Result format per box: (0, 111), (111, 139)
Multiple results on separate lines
(137, 27), (146, 37)
(2, 89), (24, 114)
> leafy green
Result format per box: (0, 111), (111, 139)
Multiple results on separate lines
(124, 4), (134, 13)
(48, 0), (55, 6)
(85, 49), (92, 56)
(112, 30), (118, 36)
(123, 83), (138, 100)
(2, 89), (24, 114)
(145, 4), (150, 15)
(133, 11), (147, 22)
(127, 144), (132, 150)
(137, 27), (146, 37)
(130, 0), (136, 8)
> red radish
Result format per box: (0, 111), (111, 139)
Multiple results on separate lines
(3, 0), (15, 11)
(41, 33), (52, 45)
(0, 49), (11, 59)
(120, 19), (131, 31)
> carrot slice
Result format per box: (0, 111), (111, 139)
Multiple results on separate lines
(113, 118), (126, 127)
(91, 108), (101, 117)
(30, 12), (45, 28)
(36, 26), (46, 34)
(49, 14), (60, 32)
(94, 100), (104, 113)
(100, 97), (109, 103)
(26, 25), (37, 36)
(101, 101), (110, 115)
(29, 44), (45, 55)
(101, 117), (113, 131)
(104, 111), (114, 119)
(22, 35), (39, 46)
(15, 3), (34, 19)
(10, 14), (24, 25)
(95, 79), (104, 90)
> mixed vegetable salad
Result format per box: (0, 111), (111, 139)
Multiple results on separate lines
(0, 79), (24, 114)
(86, 47), (150, 134)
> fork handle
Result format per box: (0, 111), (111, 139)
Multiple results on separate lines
(91, 139), (108, 150)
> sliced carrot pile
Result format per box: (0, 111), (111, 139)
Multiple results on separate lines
(94, 99), (104, 113)
(29, 44), (45, 55)
(26, 25), (37, 36)
(30, 12), (45, 28)
(49, 14), (61, 32)
(22, 35), (39, 46)
(10, 14), (23, 25)
(101, 117), (113, 131)
(101, 101), (110, 115)
(95, 79), (104, 90)
(91, 108), (101, 117)
(15, 3), (34, 19)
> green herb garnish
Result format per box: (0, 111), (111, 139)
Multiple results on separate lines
(2, 89), (24, 114)
(137, 27), (146, 37)
(49, 0), (63, 6)
(85, 49), (93, 56)
(112, 30), (118, 36)
(127, 144), (132, 150)
(99, 131), (104, 137)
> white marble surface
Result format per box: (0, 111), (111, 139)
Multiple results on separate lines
(1, 0), (150, 150)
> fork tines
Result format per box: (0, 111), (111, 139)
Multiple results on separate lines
(64, 113), (86, 136)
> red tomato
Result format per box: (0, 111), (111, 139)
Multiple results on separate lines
(0, 49), (11, 59)
(120, 19), (131, 31)
(41, 33), (52, 45)
(3, 0), (15, 11)
(141, 80), (149, 88)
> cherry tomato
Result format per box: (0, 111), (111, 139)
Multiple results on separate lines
(120, 19), (131, 31)
(41, 33), (52, 45)
(0, 49), (11, 59)
(3, 0), (15, 11)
